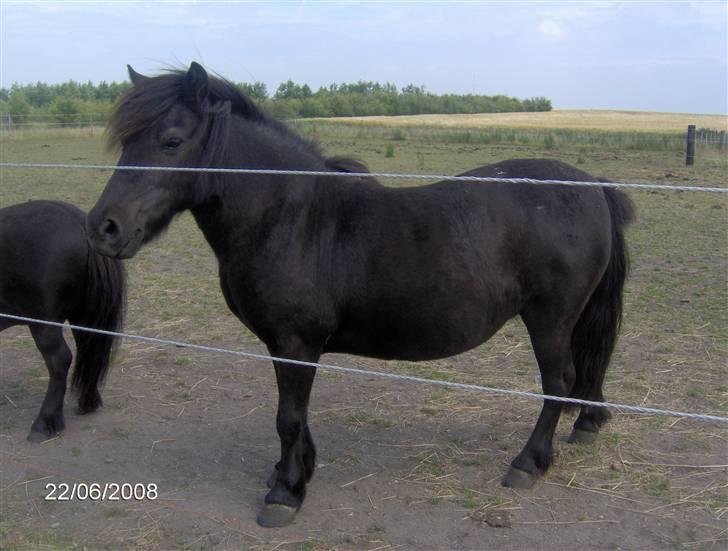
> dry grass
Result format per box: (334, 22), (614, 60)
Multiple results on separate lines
(310, 109), (727, 133)
(0, 125), (104, 141)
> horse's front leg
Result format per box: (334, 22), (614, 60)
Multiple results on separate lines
(257, 338), (320, 528)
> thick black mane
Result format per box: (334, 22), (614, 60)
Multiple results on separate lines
(108, 69), (290, 150)
(106, 68), (369, 175)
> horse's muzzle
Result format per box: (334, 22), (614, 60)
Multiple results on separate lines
(86, 213), (142, 259)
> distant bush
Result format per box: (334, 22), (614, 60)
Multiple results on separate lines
(6, 92), (31, 122)
(48, 96), (82, 123)
(0, 78), (553, 121)
(290, 121), (690, 153)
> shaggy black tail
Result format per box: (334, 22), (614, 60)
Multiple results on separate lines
(70, 247), (126, 413)
(569, 187), (634, 410)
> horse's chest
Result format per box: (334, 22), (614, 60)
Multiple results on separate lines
(218, 270), (265, 333)
(218, 262), (330, 344)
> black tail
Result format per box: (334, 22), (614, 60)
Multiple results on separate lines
(569, 187), (634, 407)
(70, 247), (126, 413)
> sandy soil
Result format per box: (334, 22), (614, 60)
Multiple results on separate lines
(1, 323), (726, 550)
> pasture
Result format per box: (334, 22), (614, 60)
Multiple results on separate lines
(309, 109), (726, 132)
(0, 116), (726, 549)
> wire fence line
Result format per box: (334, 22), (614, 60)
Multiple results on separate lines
(1, 161), (726, 424)
(4, 125), (726, 145)
(2, 113), (110, 118)
(1, 161), (727, 193)
(1, 122), (102, 128)
(1, 312), (726, 424)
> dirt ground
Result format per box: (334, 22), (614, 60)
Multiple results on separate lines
(1, 319), (726, 550)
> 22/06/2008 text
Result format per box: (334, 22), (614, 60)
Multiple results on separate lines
(44, 482), (158, 501)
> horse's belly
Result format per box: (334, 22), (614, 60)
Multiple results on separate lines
(326, 302), (516, 361)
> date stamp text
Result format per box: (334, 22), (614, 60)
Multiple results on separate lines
(44, 482), (158, 501)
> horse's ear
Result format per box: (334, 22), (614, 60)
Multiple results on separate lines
(183, 62), (209, 113)
(127, 65), (149, 87)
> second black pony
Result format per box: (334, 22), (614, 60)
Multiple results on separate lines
(87, 63), (633, 527)
(0, 200), (126, 441)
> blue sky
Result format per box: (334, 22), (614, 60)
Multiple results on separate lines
(1, 1), (726, 114)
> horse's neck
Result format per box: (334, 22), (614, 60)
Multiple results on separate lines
(190, 120), (323, 263)
(227, 117), (323, 171)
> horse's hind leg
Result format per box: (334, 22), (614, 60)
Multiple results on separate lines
(566, 302), (614, 443)
(27, 324), (72, 442)
(503, 307), (577, 489)
(70, 328), (103, 414)
(568, 398), (611, 444)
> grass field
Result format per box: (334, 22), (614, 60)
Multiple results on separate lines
(293, 110), (727, 154)
(0, 113), (727, 549)
(310, 109), (727, 132)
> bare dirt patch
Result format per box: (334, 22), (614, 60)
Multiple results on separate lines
(1, 324), (726, 550)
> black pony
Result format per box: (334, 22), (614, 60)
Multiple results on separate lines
(0, 200), (126, 441)
(87, 63), (633, 527)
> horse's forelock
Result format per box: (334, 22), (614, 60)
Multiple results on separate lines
(105, 66), (324, 168)
(106, 70), (264, 152)
(106, 76), (182, 151)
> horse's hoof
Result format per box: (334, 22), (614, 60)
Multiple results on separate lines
(266, 469), (277, 489)
(502, 467), (537, 489)
(256, 504), (298, 528)
(27, 430), (52, 443)
(567, 428), (598, 444)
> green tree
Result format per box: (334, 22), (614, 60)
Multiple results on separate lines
(49, 96), (82, 123)
(8, 92), (31, 123)
(401, 83), (426, 95)
(95, 81), (111, 102)
(275, 80), (312, 100)
(267, 98), (302, 119)
(0, 76), (552, 121)
(299, 98), (327, 118)
(239, 81), (268, 101)
(325, 94), (354, 117)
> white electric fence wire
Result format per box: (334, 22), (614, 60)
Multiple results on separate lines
(1, 162), (726, 193)
(2, 161), (726, 423)
(1, 313), (726, 424)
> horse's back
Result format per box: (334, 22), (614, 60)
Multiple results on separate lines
(330, 158), (614, 294)
(323, 159), (617, 360)
(458, 158), (615, 281)
(472, 159), (622, 298)
(0, 200), (88, 320)
(467, 158), (597, 180)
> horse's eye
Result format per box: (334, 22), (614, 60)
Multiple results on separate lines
(164, 137), (183, 149)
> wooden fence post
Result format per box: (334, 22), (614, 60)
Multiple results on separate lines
(686, 125), (696, 166)
(720, 130), (727, 152)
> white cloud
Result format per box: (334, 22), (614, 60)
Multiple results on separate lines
(538, 20), (565, 41)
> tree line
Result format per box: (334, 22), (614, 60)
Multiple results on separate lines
(0, 78), (552, 123)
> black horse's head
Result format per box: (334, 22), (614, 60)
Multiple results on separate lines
(87, 62), (234, 258)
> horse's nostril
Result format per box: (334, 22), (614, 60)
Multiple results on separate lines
(99, 218), (120, 240)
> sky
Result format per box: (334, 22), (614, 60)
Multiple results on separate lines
(0, 1), (726, 114)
